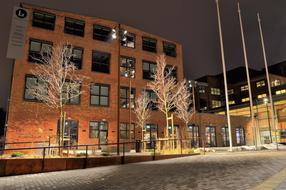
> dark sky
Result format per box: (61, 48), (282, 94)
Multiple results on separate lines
(1, 0), (286, 110)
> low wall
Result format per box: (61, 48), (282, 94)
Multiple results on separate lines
(0, 154), (199, 176)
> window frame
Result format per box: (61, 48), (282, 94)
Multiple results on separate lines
(32, 10), (56, 30)
(91, 50), (111, 74)
(89, 121), (108, 139)
(142, 36), (157, 53)
(64, 17), (85, 37)
(24, 75), (47, 102)
(120, 87), (136, 109)
(120, 123), (135, 140)
(90, 83), (110, 107)
(120, 56), (136, 78)
(142, 60), (156, 80)
(93, 24), (112, 42)
(70, 47), (84, 70)
(28, 39), (53, 64)
(121, 32), (136, 48)
(163, 41), (177, 57)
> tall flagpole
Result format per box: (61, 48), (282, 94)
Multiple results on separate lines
(257, 13), (278, 150)
(215, 0), (233, 151)
(238, 3), (257, 149)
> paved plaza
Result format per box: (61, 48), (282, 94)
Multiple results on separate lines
(1, 151), (286, 189)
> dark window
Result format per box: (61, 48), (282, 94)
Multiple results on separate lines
(24, 75), (47, 101)
(165, 65), (177, 80)
(120, 87), (135, 109)
(62, 81), (81, 105)
(121, 33), (135, 48)
(120, 123), (135, 140)
(120, 56), (135, 77)
(163, 42), (176, 57)
(143, 60), (156, 80)
(188, 125), (200, 147)
(221, 127), (229, 147)
(89, 121), (108, 144)
(90, 84), (109, 106)
(236, 127), (245, 145)
(64, 17), (85, 37)
(28, 39), (52, 63)
(143, 90), (158, 110)
(92, 51), (111, 73)
(32, 11), (56, 30)
(93, 24), (112, 42)
(70, 47), (83, 70)
(205, 126), (216, 147)
(142, 37), (157, 52)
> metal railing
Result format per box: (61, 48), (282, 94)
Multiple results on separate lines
(1, 138), (200, 160)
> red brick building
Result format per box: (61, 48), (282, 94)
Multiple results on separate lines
(5, 3), (252, 148)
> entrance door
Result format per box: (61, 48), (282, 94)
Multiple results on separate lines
(144, 124), (157, 149)
(58, 120), (78, 146)
(205, 126), (216, 147)
(99, 122), (108, 145)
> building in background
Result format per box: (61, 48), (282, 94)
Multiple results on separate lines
(192, 62), (286, 144)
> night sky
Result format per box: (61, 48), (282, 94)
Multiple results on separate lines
(1, 0), (286, 109)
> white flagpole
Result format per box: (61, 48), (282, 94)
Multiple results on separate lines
(238, 3), (257, 149)
(215, 0), (233, 151)
(257, 13), (278, 150)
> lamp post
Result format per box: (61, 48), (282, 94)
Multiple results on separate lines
(113, 24), (128, 155)
(188, 80), (196, 113)
(124, 64), (135, 142)
(263, 98), (272, 143)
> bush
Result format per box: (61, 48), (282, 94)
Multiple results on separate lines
(11, 152), (24, 157)
(101, 152), (110, 156)
(76, 152), (87, 157)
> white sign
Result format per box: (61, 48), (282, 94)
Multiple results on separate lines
(6, 6), (29, 59)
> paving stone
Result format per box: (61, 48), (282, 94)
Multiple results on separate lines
(1, 151), (286, 189)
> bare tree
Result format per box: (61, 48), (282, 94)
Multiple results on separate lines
(174, 79), (193, 139)
(148, 55), (183, 138)
(133, 91), (151, 141)
(27, 43), (87, 147)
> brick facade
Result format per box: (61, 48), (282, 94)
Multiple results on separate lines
(5, 3), (252, 148)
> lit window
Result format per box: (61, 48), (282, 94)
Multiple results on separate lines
(229, 100), (235, 105)
(211, 100), (221, 108)
(276, 89), (286, 95)
(120, 56), (135, 77)
(271, 79), (281, 87)
(199, 86), (205, 94)
(256, 80), (265, 87)
(211, 88), (220, 95)
(121, 32), (136, 48)
(240, 85), (248, 92)
(257, 94), (267, 99)
(241, 97), (250, 102)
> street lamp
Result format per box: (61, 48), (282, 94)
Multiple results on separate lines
(263, 97), (272, 143)
(114, 24), (128, 155)
(124, 64), (135, 143)
(188, 80), (196, 113)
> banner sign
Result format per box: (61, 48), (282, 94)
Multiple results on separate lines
(6, 6), (29, 59)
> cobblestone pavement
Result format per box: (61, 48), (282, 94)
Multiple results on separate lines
(1, 151), (286, 190)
